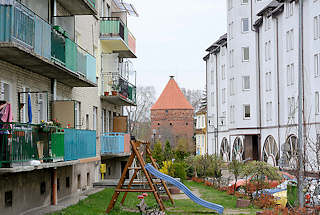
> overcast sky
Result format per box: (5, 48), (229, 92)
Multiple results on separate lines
(127, 0), (226, 97)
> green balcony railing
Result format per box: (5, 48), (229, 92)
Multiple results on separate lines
(100, 17), (136, 54)
(0, 0), (96, 84)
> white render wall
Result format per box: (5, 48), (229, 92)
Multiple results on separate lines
(206, 0), (320, 169)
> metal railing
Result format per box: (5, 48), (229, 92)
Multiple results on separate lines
(100, 132), (130, 154)
(102, 73), (136, 104)
(0, 0), (96, 84)
(100, 17), (136, 54)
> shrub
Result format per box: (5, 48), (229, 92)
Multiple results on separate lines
(173, 162), (186, 180)
(152, 141), (164, 167)
(164, 140), (174, 161)
(253, 194), (276, 209)
(228, 159), (244, 193)
(160, 160), (174, 177)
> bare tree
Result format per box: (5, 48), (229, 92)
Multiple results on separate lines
(181, 88), (202, 111)
(126, 86), (156, 140)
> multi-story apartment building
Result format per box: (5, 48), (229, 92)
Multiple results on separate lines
(195, 109), (207, 155)
(205, 0), (320, 171)
(0, 0), (138, 213)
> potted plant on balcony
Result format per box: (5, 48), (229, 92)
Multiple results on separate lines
(111, 85), (119, 96)
(104, 91), (109, 96)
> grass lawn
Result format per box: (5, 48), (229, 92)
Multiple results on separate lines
(49, 181), (259, 215)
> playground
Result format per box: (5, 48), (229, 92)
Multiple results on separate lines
(49, 140), (258, 215)
(49, 180), (258, 215)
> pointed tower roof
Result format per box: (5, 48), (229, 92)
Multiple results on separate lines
(151, 76), (194, 110)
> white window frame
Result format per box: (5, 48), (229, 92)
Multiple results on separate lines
(316, 92), (320, 114)
(230, 77), (235, 95)
(243, 104), (251, 119)
(242, 0), (248, 4)
(0, 81), (11, 102)
(93, 106), (97, 130)
(242, 47), (249, 62)
(314, 16), (319, 40)
(221, 65), (226, 80)
(241, 18), (249, 33)
(242, 76), (250, 90)
(75, 101), (81, 129)
(222, 88), (226, 104)
(315, 53), (320, 77)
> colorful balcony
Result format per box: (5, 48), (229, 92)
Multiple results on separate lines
(101, 73), (136, 106)
(100, 133), (130, 157)
(100, 17), (136, 58)
(56, 0), (97, 15)
(0, 1), (96, 87)
(0, 123), (96, 168)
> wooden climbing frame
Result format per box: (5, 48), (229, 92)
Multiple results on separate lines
(106, 140), (174, 214)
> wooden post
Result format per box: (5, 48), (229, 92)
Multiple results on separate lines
(120, 168), (138, 205)
(51, 168), (57, 205)
(106, 153), (135, 214)
(146, 143), (175, 205)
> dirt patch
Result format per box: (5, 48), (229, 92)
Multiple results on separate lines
(172, 187), (201, 200)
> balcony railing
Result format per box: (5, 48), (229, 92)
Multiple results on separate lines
(0, 123), (96, 168)
(100, 17), (136, 56)
(102, 73), (136, 105)
(100, 132), (130, 155)
(0, 1), (96, 85)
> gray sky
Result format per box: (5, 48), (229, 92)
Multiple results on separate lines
(128, 0), (226, 97)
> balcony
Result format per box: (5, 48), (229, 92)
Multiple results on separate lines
(100, 132), (130, 158)
(0, 1), (96, 87)
(101, 72), (136, 106)
(56, 0), (97, 15)
(0, 122), (96, 170)
(100, 17), (136, 58)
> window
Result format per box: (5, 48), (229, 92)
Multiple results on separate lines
(66, 177), (70, 188)
(169, 123), (173, 126)
(230, 105), (235, 123)
(102, 109), (106, 132)
(242, 18), (249, 33)
(230, 78), (235, 95)
(5, 191), (12, 208)
(57, 178), (60, 191)
(75, 101), (81, 129)
(244, 105), (251, 119)
(287, 64), (294, 86)
(316, 92), (320, 114)
(40, 182), (46, 195)
(229, 22), (234, 39)
(222, 88), (226, 103)
(315, 54), (320, 77)
(93, 107), (97, 130)
(221, 65), (226, 80)
(314, 16), (319, 40)
(286, 1), (294, 18)
(242, 47), (249, 61)
(288, 97), (295, 119)
(37, 93), (47, 123)
(86, 114), (89, 130)
(266, 102), (272, 121)
(265, 41), (272, 61)
(229, 49), (234, 68)
(242, 76), (250, 90)
(211, 92), (214, 106)
(0, 81), (10, 102)
(286, 29), (294, 51)
(228, 0), (233, 10)
(265, 16), (271, 31)
(22, 87), (30, 123)
(265, 72), (272, 91)
(211, 69), (214, 84)
(242, 0), (248, 4)
(87, 172), (90, 186)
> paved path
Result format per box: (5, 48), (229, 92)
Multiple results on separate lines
(22, 188), (104, 215)
(172, 186), (201, 200)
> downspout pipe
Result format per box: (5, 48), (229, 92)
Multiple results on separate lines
(215, 53), (219, 156)
(275, 16), (281, 166)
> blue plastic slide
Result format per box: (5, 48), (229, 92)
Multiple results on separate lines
(145, 163), (224, 214)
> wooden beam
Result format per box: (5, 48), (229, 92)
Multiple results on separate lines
(121, 168), (138, 205)
(115, 189), (154, 193)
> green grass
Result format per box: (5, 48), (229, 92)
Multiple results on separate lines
(49, 181), (259, 215)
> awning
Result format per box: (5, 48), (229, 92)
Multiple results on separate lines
(112, 0), (139, 17)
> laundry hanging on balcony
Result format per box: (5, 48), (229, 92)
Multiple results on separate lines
(0, 102), (13, 133)
(28, 93), (32, 124)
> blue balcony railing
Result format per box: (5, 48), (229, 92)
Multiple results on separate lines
(0, 0), (96, 84)
(101, 132), (130, 155)
(64, 129), (96, 161)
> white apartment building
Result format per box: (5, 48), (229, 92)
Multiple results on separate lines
(205, 0), (320, 171)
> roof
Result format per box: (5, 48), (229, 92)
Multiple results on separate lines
(205, 33), (228, 54)
(151, 77), (194, 110)
(257, 0), (280, 16)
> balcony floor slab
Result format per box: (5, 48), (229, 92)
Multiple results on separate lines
(101, 95), (136, 106)
(0, 42), (96, 87)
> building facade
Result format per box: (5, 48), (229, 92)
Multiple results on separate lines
(205, 0), (320, 171)
(0, 0), (138, 213)
(151, 77), (195, 152)
(195, 109), (207, 155)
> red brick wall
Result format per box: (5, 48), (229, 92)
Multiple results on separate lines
(151, 109), (194, 152)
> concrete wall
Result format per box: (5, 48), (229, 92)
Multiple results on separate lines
(0, 161), (99, 215)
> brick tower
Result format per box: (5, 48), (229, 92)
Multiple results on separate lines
(151, 76), (194, 152)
